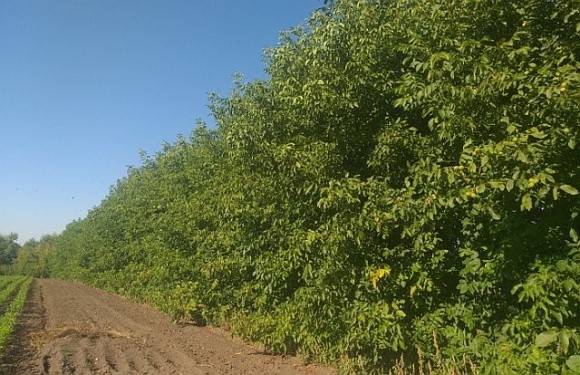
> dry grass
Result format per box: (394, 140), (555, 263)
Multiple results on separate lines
(29, 320), (133, 349)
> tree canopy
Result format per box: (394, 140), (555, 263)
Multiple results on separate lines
(45, 0), (579, 373)
(0, 233), (20, 268)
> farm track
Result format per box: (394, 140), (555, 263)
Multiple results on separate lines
(0, 279), (335, 375)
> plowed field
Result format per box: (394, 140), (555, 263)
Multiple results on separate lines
(0, 279), (334, 375)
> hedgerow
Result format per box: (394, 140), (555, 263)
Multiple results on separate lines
(48, 0), (579, 373)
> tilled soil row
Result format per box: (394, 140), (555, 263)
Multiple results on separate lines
(0, 279), (334, 375)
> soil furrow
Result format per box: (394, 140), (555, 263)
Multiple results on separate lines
(0, 279), (334, 375)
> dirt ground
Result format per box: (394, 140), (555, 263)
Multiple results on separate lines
(0, 279), (335, 375)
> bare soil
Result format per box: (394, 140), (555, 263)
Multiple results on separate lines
(0, 279), (335, 375)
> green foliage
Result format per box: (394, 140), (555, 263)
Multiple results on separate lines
(0, 276), (32, 354)
(0, 233), (21, 270)
(46, 0), (579, 373)
(9, 235), (55, 277)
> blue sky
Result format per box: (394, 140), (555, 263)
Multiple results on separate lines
(1, 0), (322, 243)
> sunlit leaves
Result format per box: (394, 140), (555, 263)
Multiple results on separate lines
(46, 0), (579, 373)
(561, 184), (580, 196)
(567, 355), (580, 373)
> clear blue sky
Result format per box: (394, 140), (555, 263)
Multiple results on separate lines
(1, 0), (322, 244)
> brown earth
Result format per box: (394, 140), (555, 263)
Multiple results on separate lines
(0, 279), (335, 375)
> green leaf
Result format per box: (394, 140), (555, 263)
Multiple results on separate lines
(481, 155), (489, 167)
(447, 171), (455, 184)
(506, 179), (515, 192)
(559, 330), (570, 354)
(530, 128), (546, 139)
(535, 330), (558, 348)
(551, 311), (563, 325)
(521, 194), (533, 211)
(571, 229), (579, 242)
(553, 187), (559, 200)
(566, 355), (580, 373)
(560, 184), (579, 195)
(563, 279), (576, 291)
(488, 207), (500, 220)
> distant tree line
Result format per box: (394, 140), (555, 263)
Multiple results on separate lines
(0, 233), (20, 270)
(0, 233), (53, 277)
